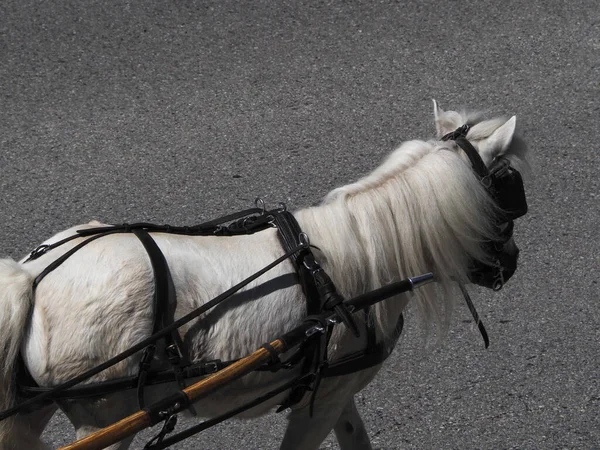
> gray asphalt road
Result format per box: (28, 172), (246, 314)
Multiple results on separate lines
(1, 1), (598, 449)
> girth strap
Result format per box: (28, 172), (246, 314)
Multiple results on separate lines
(131, 229), (194, 413)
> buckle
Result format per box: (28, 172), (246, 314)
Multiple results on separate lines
(139, 345), (156, 371)
(28, 244), (49, 261)
(165, 344), (182, 366)
(203, 360), (221, 374)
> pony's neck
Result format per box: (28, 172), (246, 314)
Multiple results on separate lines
(294, 138), (498, 333)
(294, 141), (439, 298)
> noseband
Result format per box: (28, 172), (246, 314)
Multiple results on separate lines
(442, 124), (528, 290)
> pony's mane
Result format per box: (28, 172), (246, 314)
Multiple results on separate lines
(297, 134), (501, 333)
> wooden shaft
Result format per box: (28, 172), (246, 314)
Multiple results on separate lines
(59, 339), (286, 450)
(58, 410), (151, 450)
(185, 339), (285, 402)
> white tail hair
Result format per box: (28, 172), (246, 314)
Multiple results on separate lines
(0, 259), (34, 444)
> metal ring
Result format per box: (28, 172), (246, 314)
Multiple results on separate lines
(492, 278), (504, 291)
(481, 175), (493, 189)
(278, 202), (287, 212)
(254, 197), (266, 215)
(298, 232), (310, 249)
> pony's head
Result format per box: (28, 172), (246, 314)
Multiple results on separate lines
(432, 100), (529, 291)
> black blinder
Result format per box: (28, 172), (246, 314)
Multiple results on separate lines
(487, 156), (528, 222)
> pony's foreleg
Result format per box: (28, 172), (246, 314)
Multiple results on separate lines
(333, 396), (373, 450)
(0, 403), (57, 450)
(280, 391), (353, 450)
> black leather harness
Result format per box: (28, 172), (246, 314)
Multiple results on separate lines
(17, 206), (402, 411)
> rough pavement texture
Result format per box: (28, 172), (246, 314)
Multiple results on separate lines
(1, 1), (598, 449)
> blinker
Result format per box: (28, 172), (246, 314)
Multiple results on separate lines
(488, 156), (528, 222)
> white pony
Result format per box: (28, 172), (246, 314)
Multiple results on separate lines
(0, 102), (527, 450)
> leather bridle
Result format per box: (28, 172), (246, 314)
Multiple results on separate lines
(442, 124), (528, 291)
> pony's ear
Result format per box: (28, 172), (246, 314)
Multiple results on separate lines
(433, 100), (462, 139)
(487, 115), (516, 153)
(478, 116), (517, 165)
(433, 99), (444, 120)
(433, 99), (445, 137)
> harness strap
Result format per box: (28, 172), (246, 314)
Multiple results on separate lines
(441, 125), (489, 178)
(25, 207), (269, 265)
(270, 211), (325, 412)
(364, 307), (377, 354)
(271, 211), (320, 316)
(272, 211), (390, 414)
(458, 283), (490, 348)
(18, 359), (268, 400)
(32, 231), (120, 288)
(131, 229), (192, 411)
(144, 374), (312, 450)
(25, 233), (84, 263)
(77, 208), (267, 238)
